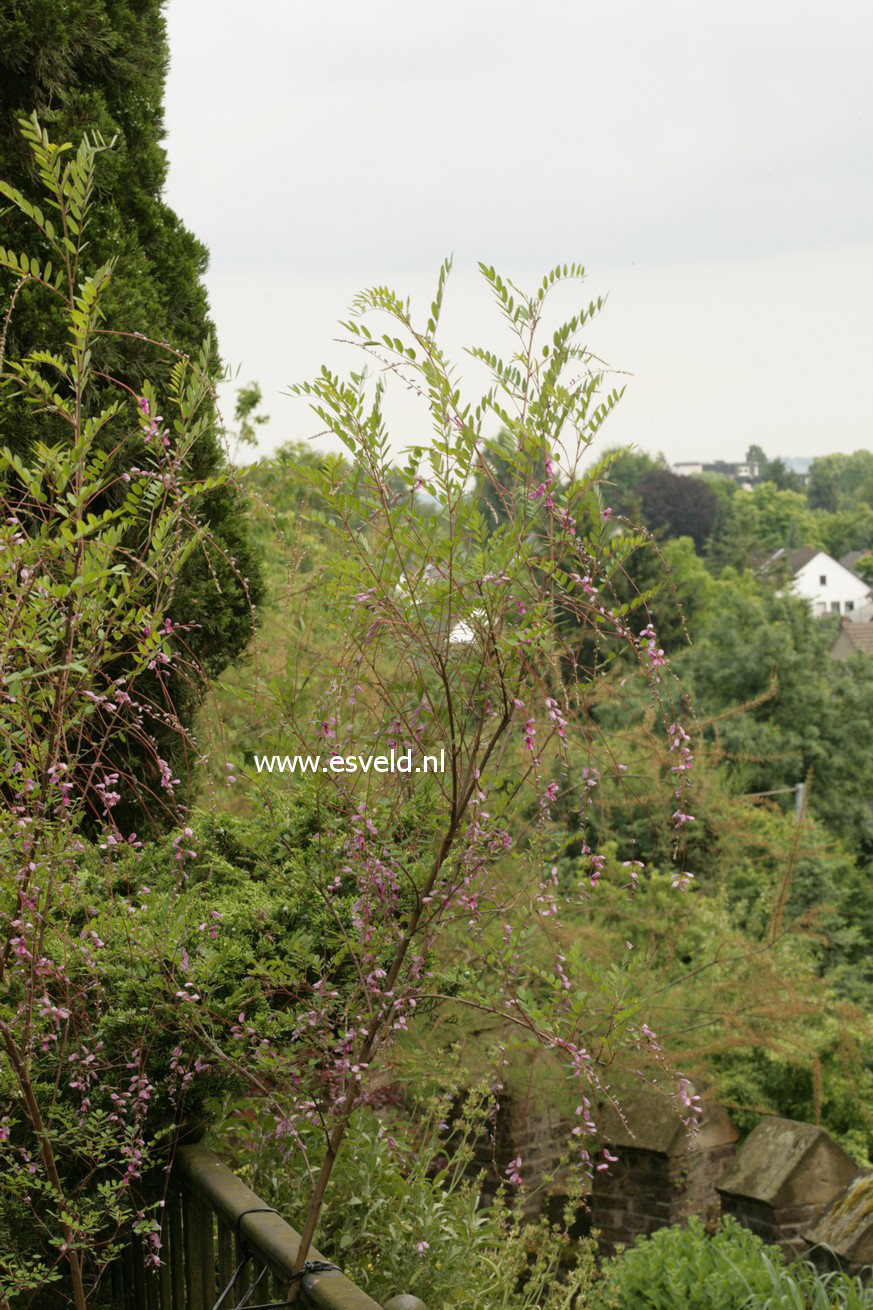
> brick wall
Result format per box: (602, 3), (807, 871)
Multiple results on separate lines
(446, 1091), (869, 1269)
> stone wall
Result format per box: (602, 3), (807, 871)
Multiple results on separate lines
(508, 1095), (574, 1215)
(804, 1172), (873, 1276)
(717, 1117), (858, 1256)
(473, 1083), (737, 1250)
(590, 1087), (738, 1252)
(461, 1090), (870, 1270)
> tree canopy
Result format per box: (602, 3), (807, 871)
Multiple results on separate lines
(635, 468), (719, 550)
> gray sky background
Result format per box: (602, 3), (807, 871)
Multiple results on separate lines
(163, 0), (872, 465)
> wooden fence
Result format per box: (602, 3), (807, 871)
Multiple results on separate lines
(110, 1143), (425, 1310)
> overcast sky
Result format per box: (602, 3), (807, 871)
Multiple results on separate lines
(163, 0), (872, 465)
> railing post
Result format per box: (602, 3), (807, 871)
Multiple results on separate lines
(217, 1216), (235, 1293)
(157, 1210), (171, 1310)
(121, 1237), (135, 1309)
(182, 1188), (208, 1310)
(168, 1190), (184, 1310)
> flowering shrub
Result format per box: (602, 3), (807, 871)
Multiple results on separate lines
(0, 119), (255, 1306)
(230, 260), (702, 1275)
(1, 118), (700, 1303)
(219, 1097), (596, 1310)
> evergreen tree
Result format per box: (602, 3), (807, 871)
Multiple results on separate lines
(0, 2), (263, 825)
(0, 1), (217, 401)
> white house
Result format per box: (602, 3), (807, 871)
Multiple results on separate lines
(672, 459), (760, 488)
(768, 547), (872, 619)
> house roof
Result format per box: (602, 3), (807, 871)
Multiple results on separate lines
(834, 622), (873, 655)
(782, 546), (821, 574)
(764, 546), (870, 584)
(762, 546), (821, 576)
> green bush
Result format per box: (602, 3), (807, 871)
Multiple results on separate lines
(0, 101), (263, 833)
(593, 1217), (873, 1310)
(218, 1099), (595, 1310)
(0, 793), (375, 1301)
(593, 1217), (787, 1309)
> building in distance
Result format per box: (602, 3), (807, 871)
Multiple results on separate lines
(763, 547), (872, 620)
(673, 459), (761, 489)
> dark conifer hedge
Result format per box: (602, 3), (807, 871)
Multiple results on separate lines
(0, 1), (264, 827)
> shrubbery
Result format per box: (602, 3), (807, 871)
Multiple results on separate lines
(219, 1098), (596, 1310)
(594, 1217), (873, 1309)
(0, 804), (333, 1298)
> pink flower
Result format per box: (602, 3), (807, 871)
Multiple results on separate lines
(545, 696), (567, 740)
(540, 781), (558, 810)
(640, 624), (667, 668)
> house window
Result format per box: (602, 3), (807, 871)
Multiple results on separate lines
(846, 601), (855, 612)
(820, 574), (827, 585)
(831, 601), (841, 613)
(817, 602), (828, 614)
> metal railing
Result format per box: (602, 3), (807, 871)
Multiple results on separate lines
(111, 1143), (425, 1310)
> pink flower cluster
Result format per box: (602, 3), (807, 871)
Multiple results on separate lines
(640, 624), (667, 669)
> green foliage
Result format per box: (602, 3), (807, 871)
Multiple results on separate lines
(6, 21), (873, 1301)
(675, 576), (873, 847)
(593, 1217), (787, 1309)
(593, 1217), (873, 1309)
(694, 452), (873, 570)
(853, 552), (873, 586)
(0, 84), (263, 821)
(600, 534), (713, 654)
(226, 380), (270, 462)
(747, 445), (805, 492)
(807, 452), (873, 513)
(542, 697), (873, 1159)
(0, 119), (266, 1304)
(0, 119), (245, 817)
(707, 483), (824, 571)
(195, 292), (873, 1295)
(0, 783), (383, 1300)
(600, 445), (666, 518)
(635, 468), (719, 550)
(221, 1100), (595, 1310)
(226, 258), (708, 1271)
(816, 506), (873, 561)
(0, 1), (211, 392)
(616, 446), (873, 568)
